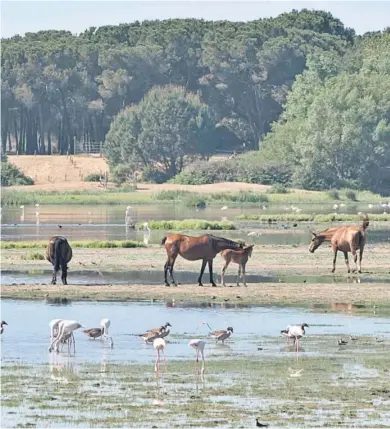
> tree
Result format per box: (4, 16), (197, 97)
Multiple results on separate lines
(104, 85), (216, 178)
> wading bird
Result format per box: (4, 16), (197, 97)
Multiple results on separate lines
(142, 322), (171, 338)
(153, 338), (167, 374)
(188, 339), (205, 375)
(280, 323), (309, 352)
(48, 320), (83, 354)
(139, 326), (167, 344)
(209, 327), (234, 344)
(100, 318), (114, 348)
(1, 321), (8, 335)
(49, 319), (63, 341)
(83, 327), (102, 339)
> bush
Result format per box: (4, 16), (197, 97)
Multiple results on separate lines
(136, 219), (236, 230)
(267, 184), (290, 194)
(345, 189), (357, 201)
(83, 173), (102, 182)
(141, 166), (170, 184)
(111, 164), (134, 185)
(211, 190), (269, 203)
(171, 155), (292, 186)
(327, 189), (340, 200)
(1, 158), (34, 186)
(21, 251), (45, 260)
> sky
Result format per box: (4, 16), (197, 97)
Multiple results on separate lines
(1, 0), (390, 39)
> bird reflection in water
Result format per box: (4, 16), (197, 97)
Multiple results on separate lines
(49, 353), (77, 384)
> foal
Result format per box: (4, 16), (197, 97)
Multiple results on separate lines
(220, 245), (254, 287)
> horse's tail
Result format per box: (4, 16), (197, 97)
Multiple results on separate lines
(360, 213), (370, 230)
(161, 236), (167, 246)
(53, 237), (64, 272)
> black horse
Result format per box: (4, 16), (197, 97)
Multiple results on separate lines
(46, 236), (73, 284)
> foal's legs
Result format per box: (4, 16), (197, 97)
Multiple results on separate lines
(331, 248), (338, 273)
(221, 260), (230, 287)
(236, 265), (241, 286)
(198, 259), (207, 286)
(343, 251), (351, 273)
(242, 264), (247, 287)
(208, 259), (217, 287)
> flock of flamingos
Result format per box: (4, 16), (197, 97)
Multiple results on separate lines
(1, 213), (370, 374)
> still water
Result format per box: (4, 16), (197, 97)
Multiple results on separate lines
(1, 300), (389, 366)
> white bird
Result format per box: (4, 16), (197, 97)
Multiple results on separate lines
(333, 204), (338, 210)
(143, 222), (151, 233)
(153, 338), (166, 374)
(100, 318), (114, 348)
(247, 231), (262, 237)
(125, 206), (132, 226)
(49, 319), (63, 341)
(188, 339), (206, 375)
(221, 206), (228, 211)
(35, 203), (39, 208)
(280, 323), (309, 352)
(35, 211), (40, 224)
(48, 320), (83, 354)
(368, 204), (373, 209)
(339, 203), (346, 208)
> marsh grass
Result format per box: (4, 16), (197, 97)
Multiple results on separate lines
(0, 240), (145, 250)
(136, 219), (236, 230)
(21, 251), (45, 260)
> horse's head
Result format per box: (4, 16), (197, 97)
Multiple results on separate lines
(309, 232), (325, 253)
(245, 244), (255, 257)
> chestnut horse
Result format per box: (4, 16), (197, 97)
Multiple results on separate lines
(161, 234), (244, 287)
(46, 236), (73, 285)
(220, 245), (254, 287)
(309, 214), (369, 273)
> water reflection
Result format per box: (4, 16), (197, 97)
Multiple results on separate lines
(49, 353), (77, 384)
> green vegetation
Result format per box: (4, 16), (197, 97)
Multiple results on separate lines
(238, 213), (389, 222)
(83, 173), (102, 182)
(1, 155), (34, 186)
(0, 240), (145, 249)
(266, 184), (290, 194)
(21, 252), (45, 260)
(136, 219), (236, 230)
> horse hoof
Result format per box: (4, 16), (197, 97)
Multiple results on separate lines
(164, 282), (170, 287)
(211, 284), (217, 287)
(198, 283), (203, 287)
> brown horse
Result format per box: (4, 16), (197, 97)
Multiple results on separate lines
(309, 214), (369, 273)
(220, 245), (254, 287)
(46, 236), (73, 285)
(161, 234), (244, 287)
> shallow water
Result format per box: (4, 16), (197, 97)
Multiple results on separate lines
(2, 203), (389, 244)
(1, 299), (390, 367)
(1, 269), (389, 286)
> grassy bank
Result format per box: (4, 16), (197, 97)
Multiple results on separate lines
(136, 219), (236, 230)
(2, 187), (384, 206)
(238, 213), (390, 222)
(0, 240), (145, 249)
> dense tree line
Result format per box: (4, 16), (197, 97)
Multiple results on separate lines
(2, 10), (389, 192)
(1, 9), (352, 156)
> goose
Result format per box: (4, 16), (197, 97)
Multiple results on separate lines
(83, 328), (103, 339)
(144, 322), (171, 337)
(209, 326), (233, 344)
(140, 326), (167, 343)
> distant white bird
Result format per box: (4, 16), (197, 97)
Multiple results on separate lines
(35, 204), (39, 208)
(20, 205), (25, 221)
(100, 318), (114, 348)
(221, 206), (228, 211)
(36, 211), (40, 224)
(368, 204), (373, 209)
(143, 222), (151, 233)
(333, 204), (338, 210)
(153, 338), (167, 373)
(339, 203), (346, 208)
(281, 323), (309, 352)
(125, 206), (132, 226)
(188, 339), (206, 375)
(247, 231), (262, 237)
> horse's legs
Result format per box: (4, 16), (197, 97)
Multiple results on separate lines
(208, 259), (217, 287)
(198, 259), (207, 286)
(351, 249), (358, 273)
(242, 264), (247, 287)
(168, 255), (178, 286)
(51, 266), (57, 285)
(343, 251), (350, 273)
(164, 259), (170, 286)
(331, 248), (338, 273)
(61, 265), (68, 285)
(359, 247), (364, 273)
(221, 260), (230, 287)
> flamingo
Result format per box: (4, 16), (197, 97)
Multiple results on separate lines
(153, 338), (167, 374)
(48, 320), (83, 354)
(188, 339), (205, 375)
(49, 319), (63, 341)
(280, 323), (309, 352)
(100, 318), (114, 348)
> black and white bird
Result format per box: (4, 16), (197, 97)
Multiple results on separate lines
(1, 321), (8, 335)
(209, 327), (233, 344)
(280, 323), (309, 351)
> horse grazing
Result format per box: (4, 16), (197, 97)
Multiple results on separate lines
(309, 214), (369, 273)
(46, 236), (73, 285)
(220, 245), (254, 287)
(161, 234), (244, 287)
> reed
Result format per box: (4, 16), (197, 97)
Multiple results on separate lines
(1, 240), (145, 249)
(136, 219), (236, 230)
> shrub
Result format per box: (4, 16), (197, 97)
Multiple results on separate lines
(83, 173), (102, 182)
(327, 189), (340, 200)
(136, 219), (236, 230)
(1, 158), (34, 186)
(267, 184), (290, 194)
(211, 191), (269, 203)
(345, 189), (357, 201)
(141, 166), (170, 184)
(21, 251), (45, 260)
(111, 164), (134, 185)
